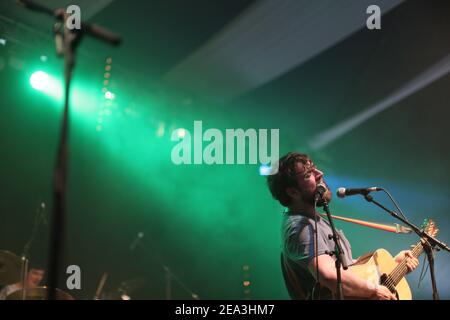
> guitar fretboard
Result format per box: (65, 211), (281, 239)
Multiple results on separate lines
(386, 241), (423, 287)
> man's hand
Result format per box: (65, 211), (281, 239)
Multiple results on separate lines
(394, 250), (419, 273)
(370, 285), (397, 300)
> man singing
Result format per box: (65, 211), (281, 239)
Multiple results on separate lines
(267, 152), (419, 300)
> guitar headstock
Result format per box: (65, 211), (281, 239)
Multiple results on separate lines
(421, 219), (439, 237)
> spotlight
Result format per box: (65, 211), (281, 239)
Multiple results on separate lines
(30, 71), (49, 91)
(259, 164), (271, 176)
(104, 91), (115, 100)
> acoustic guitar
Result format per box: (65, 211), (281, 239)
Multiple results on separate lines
(347, 219), (438, 300)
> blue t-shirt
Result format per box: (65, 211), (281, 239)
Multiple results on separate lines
(281, 212), (354, 299)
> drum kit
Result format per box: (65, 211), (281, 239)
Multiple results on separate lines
(0, 250), (74, 300)
(0, 250), (146, 300)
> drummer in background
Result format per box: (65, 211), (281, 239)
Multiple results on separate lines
(0, 263), (45, 300)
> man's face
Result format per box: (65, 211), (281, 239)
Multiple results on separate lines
(289, 160), (332, 206)
(26, 269), (44, 288)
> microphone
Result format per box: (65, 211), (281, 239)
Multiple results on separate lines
(336, 187), (381, 198)
(314, 181), (327, 203)
(129, 232), (144, 251)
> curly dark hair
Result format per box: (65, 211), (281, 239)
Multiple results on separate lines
(267, 152), (311, 207)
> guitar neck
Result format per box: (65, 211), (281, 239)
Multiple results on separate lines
(388, 241), (424, 286)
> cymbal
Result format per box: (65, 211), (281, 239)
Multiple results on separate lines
(6, 286), (75, 300)
(118, 277), (146, 293)
(0, 250), (21, 286)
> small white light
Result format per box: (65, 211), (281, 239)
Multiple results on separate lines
(105, 91), (115, 100)
(259, 164), (271, 176)
(156, 122), (165, 137)
(177, 128), (186, 138)
(30, 71), (49, 91)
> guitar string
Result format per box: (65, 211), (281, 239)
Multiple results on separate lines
(391, 242), (423, 285)
(384, 243), (421, 288)
(382, 242), (420, 289)
(383, 251), (413, 290)
(390, 234), (427, 286)
(383, 242), (422, 289)
(381, 225), (434, 290)
(385, 222), (434, 288)
(388, 245), (414, 285)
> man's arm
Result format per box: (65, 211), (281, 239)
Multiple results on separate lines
(308, 254), (397, 300)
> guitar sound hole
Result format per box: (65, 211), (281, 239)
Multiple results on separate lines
(380, 274), (397, 293)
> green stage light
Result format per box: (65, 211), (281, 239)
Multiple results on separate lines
(30, 71), (49, 91)
(28, 70), (63, 101)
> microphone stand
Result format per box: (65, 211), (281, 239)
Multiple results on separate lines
(321, 199), (348, 300)
(423, 243), (439, 300)
(19, 256), (29, 300)
(17, 0), (121, 300)
(20, 202), (46, 300)
(162, 264), (199, 300)
(128, 234), (200, 300)
(363, 194), (449, 300)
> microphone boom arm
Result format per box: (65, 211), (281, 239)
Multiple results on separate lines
(363, 194), (449, 252)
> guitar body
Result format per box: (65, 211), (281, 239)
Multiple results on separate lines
(313, 220), (437, 300)
(348, 249), (412, 300)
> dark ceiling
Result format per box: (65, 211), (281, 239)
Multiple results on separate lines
(0, 0), (449, 300)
